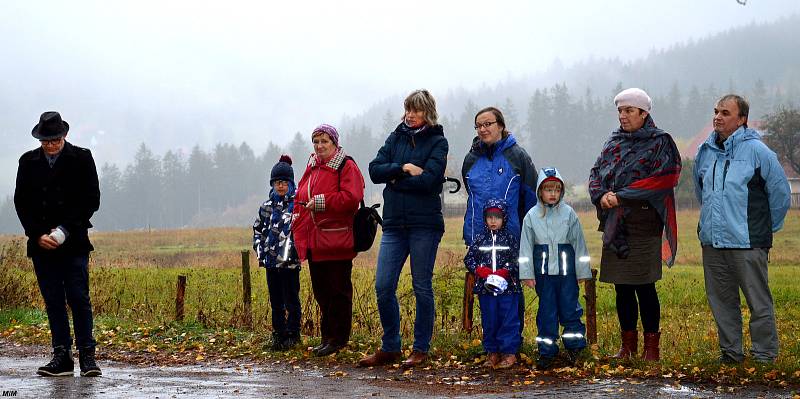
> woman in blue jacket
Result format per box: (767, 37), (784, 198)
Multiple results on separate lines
(462, 106), (537, 336)
(359, 89), (449, 369)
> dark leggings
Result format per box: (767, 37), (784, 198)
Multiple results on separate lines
(614, 283), (660, 333)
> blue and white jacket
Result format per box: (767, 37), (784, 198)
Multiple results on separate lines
(693, 127), (790, 248)
(463, 199), (522, 295)
(519, 167), (592, 281)
(253, 182), (299, 269)
(462, 134), (537, 245)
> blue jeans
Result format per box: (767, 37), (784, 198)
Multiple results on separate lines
(375, 227), (442, 353)
(32, 254), (96, 350)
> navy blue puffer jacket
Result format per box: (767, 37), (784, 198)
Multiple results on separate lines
(369, 123), (449, 232)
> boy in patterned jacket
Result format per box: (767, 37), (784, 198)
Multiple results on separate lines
(464, 198), (522, 369)
(253, 155), (301, 351)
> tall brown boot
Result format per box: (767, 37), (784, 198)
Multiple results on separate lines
(612, 330), (638, 359)
(642, 332), (660, 361)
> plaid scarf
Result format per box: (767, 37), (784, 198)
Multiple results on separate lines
(589, 115), (682, 266)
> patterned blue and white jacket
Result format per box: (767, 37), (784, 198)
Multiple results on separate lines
(253, 182), (299, 269)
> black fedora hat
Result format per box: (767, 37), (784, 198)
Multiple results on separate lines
(31, 111), (69, 140)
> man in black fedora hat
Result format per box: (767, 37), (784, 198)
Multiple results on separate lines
(14, 111), (102, 377)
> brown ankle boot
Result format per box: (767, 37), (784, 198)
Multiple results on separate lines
(642, 332), (660, 361)
(358, 349), (401, 367)
(401, 351), (428, 369)
(612, 330), (638, 359)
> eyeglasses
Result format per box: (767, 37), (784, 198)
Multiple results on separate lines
(273, 181), (289, 186)
(40, 138), (64, 146)
(473, 121), (498, 130)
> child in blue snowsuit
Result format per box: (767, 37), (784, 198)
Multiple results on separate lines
(519, 167), (592, 370)
(253, 155), (301, 351)
(464, 198), (522, 369)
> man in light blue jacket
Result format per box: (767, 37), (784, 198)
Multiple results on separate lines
(693, 94), (791, 364)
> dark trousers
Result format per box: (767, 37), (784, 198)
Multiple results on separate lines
(614, 283), (660, 333)
(535, 275), (586, 357)
(266, 268), (301, 335)
(479, 294), (521, 354)
(32, 254), (96, 350)
(308, 259), (353, 346)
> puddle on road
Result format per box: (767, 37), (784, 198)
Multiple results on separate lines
(1, 356), (792, 398)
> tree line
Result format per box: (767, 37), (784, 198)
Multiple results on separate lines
(0, 85), (796, 233)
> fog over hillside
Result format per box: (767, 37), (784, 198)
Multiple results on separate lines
(1, 0), (798, 231)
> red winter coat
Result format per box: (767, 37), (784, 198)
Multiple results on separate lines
(292, 150), (364, 262)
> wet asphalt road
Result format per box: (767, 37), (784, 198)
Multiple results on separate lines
(0, 354), (794, 398)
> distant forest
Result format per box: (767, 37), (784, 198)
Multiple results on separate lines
(1, 16), (798, 232)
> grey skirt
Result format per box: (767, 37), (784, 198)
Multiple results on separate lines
(599, 235), (662, 285)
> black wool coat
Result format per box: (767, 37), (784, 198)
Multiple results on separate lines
(14, 141), (100, 257)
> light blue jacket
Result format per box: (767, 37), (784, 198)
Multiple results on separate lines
(519, 167), (592, 280)
(693, 126), (790, 248)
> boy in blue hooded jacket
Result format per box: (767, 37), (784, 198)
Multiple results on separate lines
(253, 155), (301, 351)
(519, 167), (592, 370)
(464, 198), (522, 369)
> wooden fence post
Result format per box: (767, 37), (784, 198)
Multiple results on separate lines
(584, 268), (598, 344)
(175, 275), (186, 321)
(241, 250), (252, 328)
(461, 272), (475, 333)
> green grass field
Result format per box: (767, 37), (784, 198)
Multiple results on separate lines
(2, 210), (799, 384)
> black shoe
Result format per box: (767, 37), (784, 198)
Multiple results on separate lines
(311, 342), (327, 353)
(314, 343), (345, 356)
(78, 347), (102, 377)
(565, 348), (584, 365)
(718, 353), (741, 365)
(37, 346), (74, 377)
(536, 356), (554, 370)
(270, 332), (287, 351)
(281, 332), (300, 349)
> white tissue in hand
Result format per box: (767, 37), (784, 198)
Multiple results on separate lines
(49, 229), (66, 245)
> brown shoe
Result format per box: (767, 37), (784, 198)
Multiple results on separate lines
(494, 354), (516, 369)
(612, 330), (638, 359)
(483, 353), (500, 368)
(358, 349), (401, 367)
(642, 332), (660, 361)
(401, 351), (428, 369)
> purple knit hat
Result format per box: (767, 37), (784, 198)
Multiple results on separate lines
(312, 124), (339, 146)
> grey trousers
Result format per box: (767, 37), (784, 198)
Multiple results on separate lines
(702, 246), (778, 362)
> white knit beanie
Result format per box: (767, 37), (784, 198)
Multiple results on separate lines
(614, 88), (652, 112)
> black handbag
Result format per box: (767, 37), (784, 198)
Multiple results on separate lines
(336, 156), (382, 252)
(352, 201), (382, 252)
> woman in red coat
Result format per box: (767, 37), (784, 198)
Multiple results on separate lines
(292, 124), (365, 356)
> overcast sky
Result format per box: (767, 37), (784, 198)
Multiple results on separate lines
(1, 0), (798, 194)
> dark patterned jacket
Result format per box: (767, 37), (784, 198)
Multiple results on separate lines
(253, 185), (299, 269)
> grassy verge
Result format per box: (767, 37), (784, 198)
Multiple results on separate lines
(1, 210), (799, 388)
